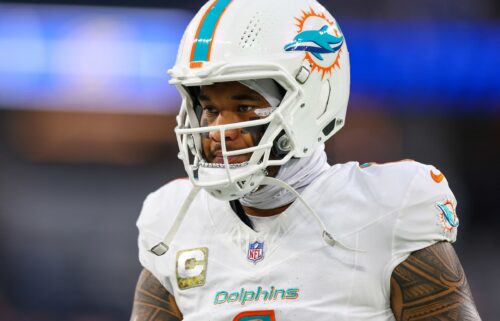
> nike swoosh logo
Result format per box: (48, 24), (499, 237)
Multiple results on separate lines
(430, 170), (445, 183)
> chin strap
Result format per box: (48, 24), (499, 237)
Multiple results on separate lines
(150, 177), (365, 256)
(150, 186), (201, 256)
(260, 177), (365, 253)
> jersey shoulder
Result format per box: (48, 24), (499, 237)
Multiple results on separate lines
(317, 161), (459, 281)
(136, 178), (194, 293)
(317, 160), (451, 210)
(358, 160), (453, 206)
(354, 160), (458, 260)
(136, 178), (194, 239)
(312, 160), (458, 243)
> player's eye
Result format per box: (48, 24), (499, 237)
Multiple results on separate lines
(238, 105), (256, 113)
(203, 106), (219, 117)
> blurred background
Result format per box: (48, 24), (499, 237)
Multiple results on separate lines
(0, 0), (498, 320)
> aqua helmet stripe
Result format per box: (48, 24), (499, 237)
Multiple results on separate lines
(190, 0), (233, 65)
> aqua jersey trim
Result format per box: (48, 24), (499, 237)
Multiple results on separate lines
(191, 0), (233, 63)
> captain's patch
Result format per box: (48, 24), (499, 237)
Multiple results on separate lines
(176, 247), (208, 290)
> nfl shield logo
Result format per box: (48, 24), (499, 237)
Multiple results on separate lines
(247, 241), (264, 264)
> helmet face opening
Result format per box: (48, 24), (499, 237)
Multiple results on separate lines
(186, 80), (287, 166)
(175, 77), (297, 200)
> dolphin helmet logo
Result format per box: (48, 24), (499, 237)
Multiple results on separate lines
(285, 7), (344, 79)
(284, 25), (344, 61)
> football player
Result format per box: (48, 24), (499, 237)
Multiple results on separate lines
(131, 0), (481, 320)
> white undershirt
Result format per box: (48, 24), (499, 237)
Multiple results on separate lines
(240, 144), (330, 209)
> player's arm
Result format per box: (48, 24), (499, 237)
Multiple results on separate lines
(390, 241), (481, 321)
(130, 268), (183, 321)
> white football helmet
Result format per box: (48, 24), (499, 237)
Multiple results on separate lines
(169, 0), (350, 200)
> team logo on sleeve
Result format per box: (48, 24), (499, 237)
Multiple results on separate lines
(247, 241), (264, 264)
(436, 200), (459, 232)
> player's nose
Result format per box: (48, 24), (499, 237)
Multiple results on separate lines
(209, 111), (241, 142)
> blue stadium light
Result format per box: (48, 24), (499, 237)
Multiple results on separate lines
(0, 4), (191, 113)
(344, 19), (500, 111)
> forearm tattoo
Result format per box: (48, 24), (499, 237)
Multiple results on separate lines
(131, 269), (183, 321)
(391, 242), (481, 321)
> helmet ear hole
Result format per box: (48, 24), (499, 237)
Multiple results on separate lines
(272, 130), (292, 158)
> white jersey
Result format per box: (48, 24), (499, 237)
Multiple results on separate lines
(137, 161), (458, 321)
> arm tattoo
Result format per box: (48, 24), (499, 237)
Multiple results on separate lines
(390, 242), (481, 321)
(130, 269), (183, 321)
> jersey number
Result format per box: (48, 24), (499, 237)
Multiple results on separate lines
(233, 310), (276, 321)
